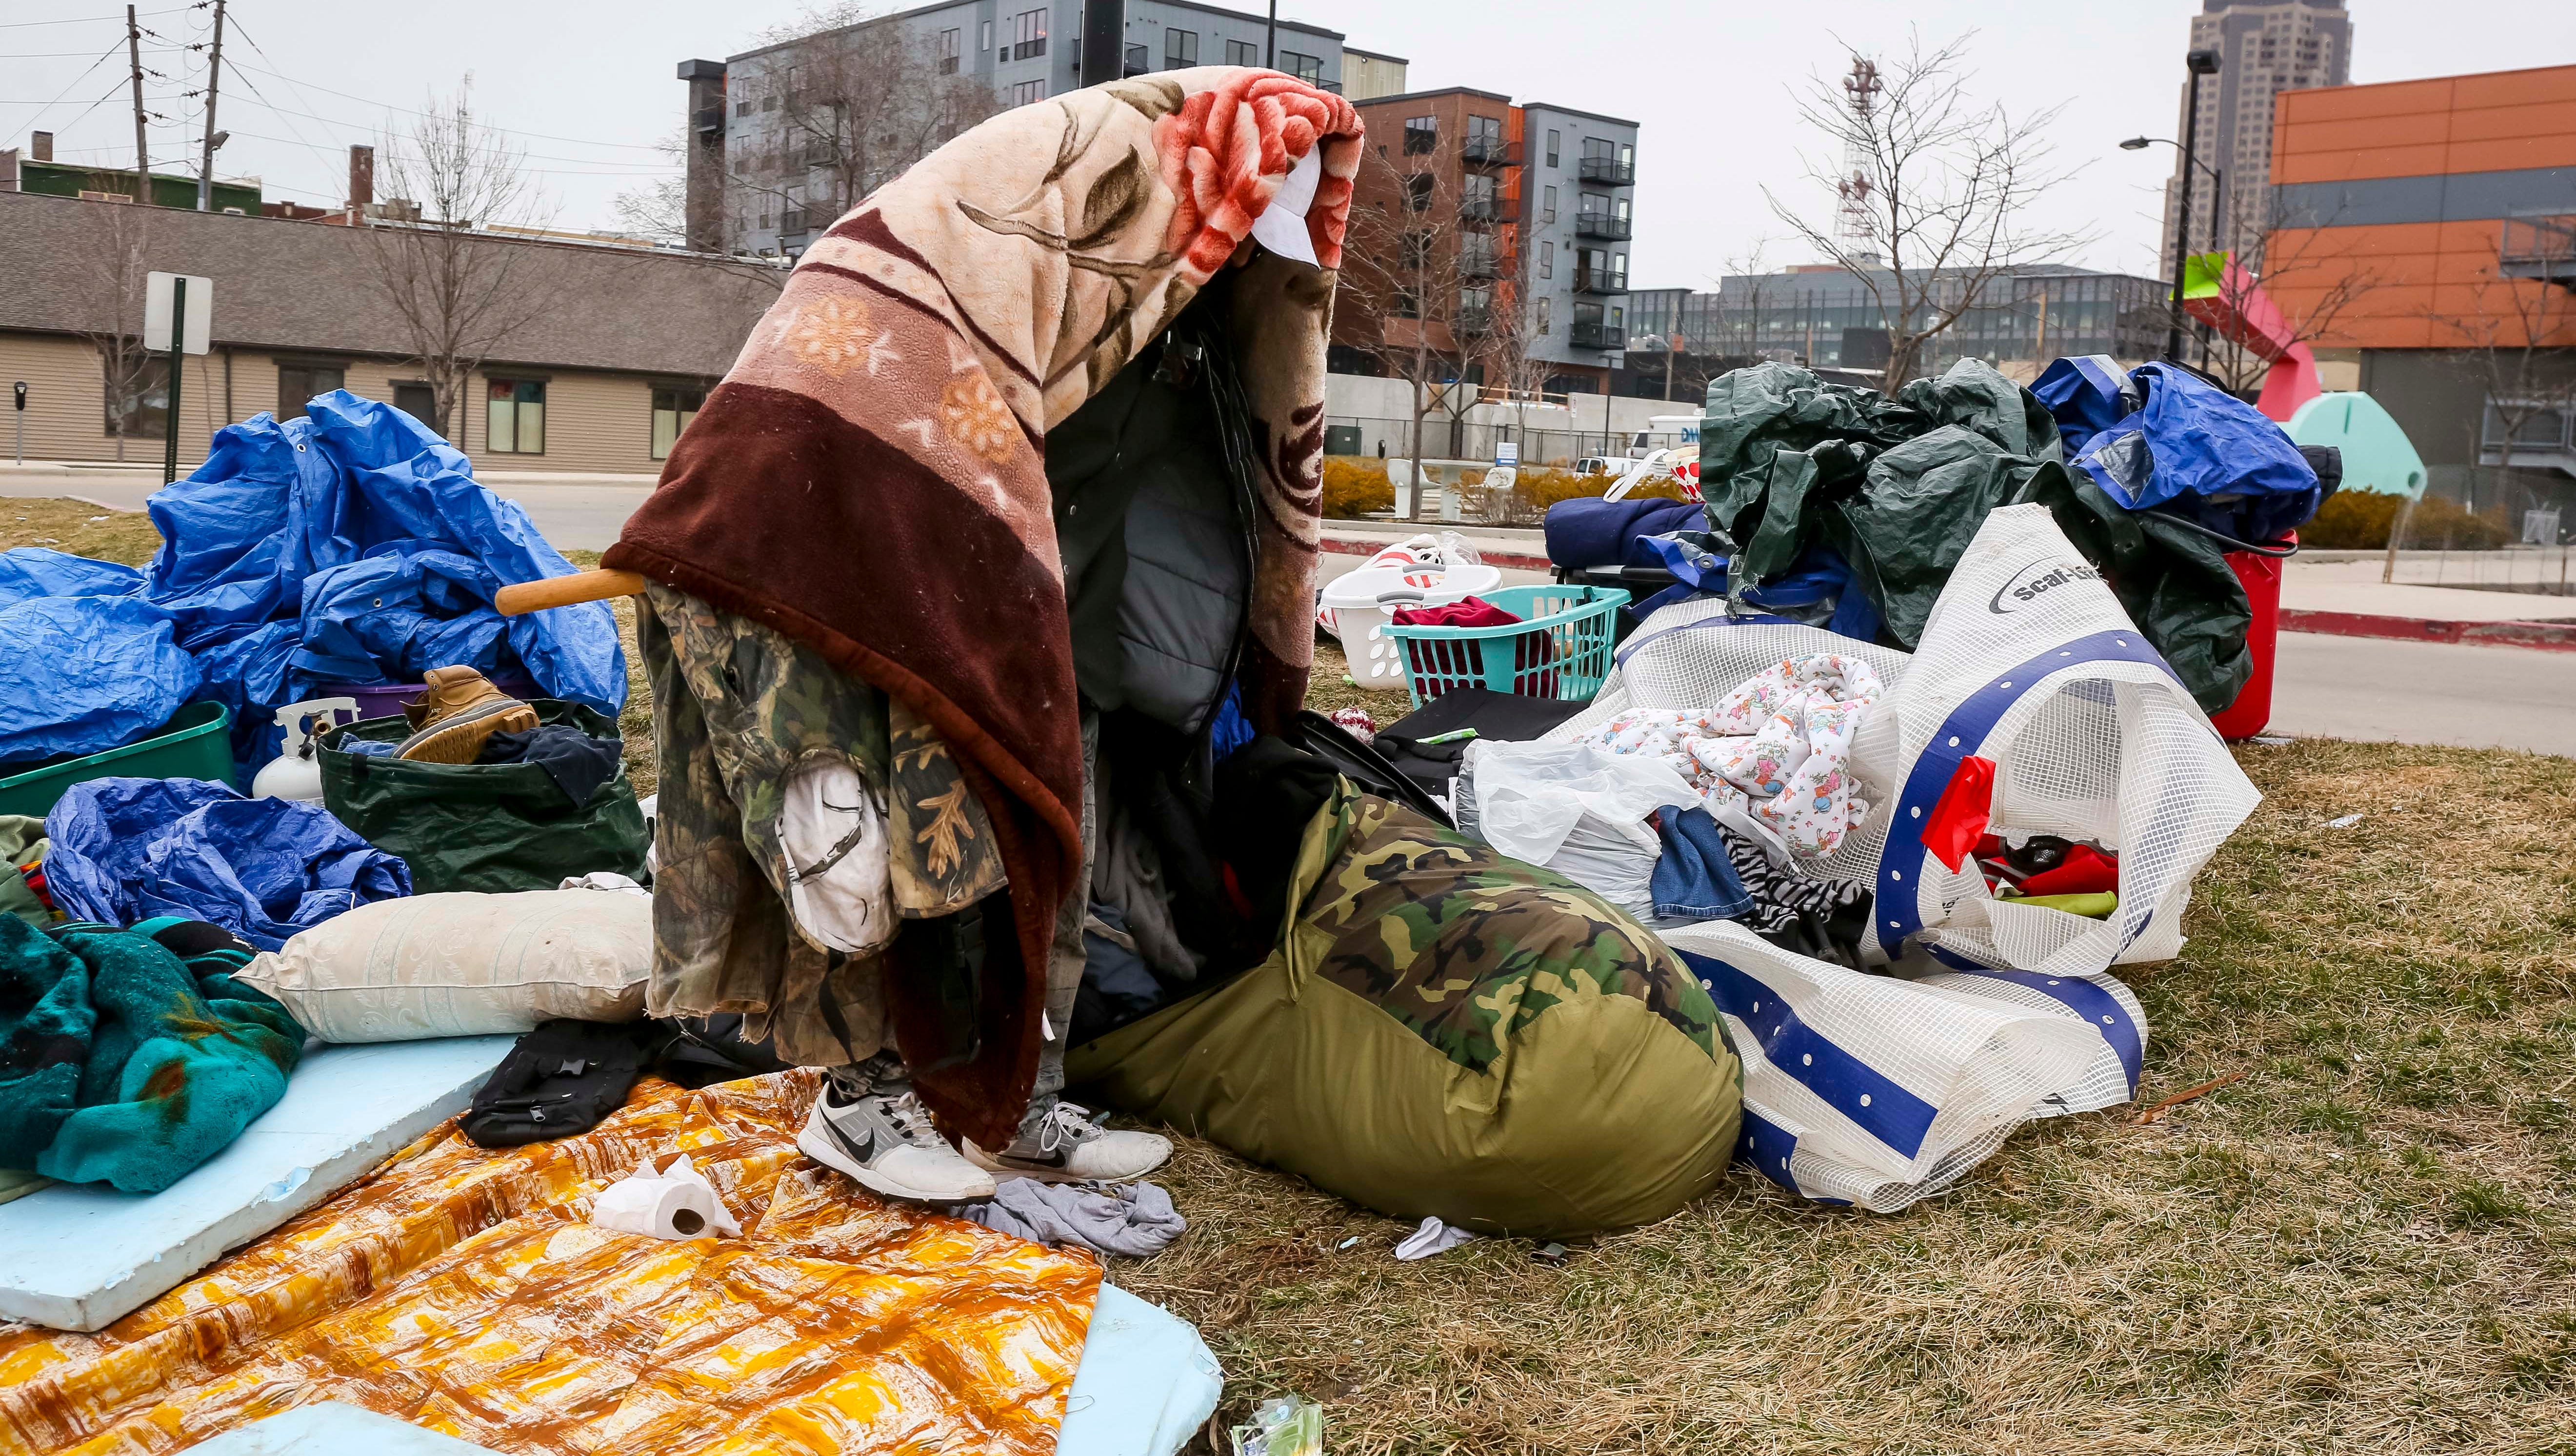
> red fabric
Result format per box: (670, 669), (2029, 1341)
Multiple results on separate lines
(1389, 596), (1521, 628)
(2017, 845), (2120, 897)
(1920, 756), (1997, 873)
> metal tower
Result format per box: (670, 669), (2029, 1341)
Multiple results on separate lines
(1836, 56), (1882, 263)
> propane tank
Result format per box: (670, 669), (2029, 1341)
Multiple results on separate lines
(251, 697), (362, 802)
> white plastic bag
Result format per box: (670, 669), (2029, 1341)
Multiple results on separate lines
(1459, 740), (1697, 921)
(1662, 920), (2111, 1211)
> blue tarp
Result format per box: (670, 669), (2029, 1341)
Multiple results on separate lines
(2033, 357), (2322, 544)
(42, 777), (413, 951)
(0, 391), (624, 773)
(0, 548), (143, 607)
(0, 596), (200, 766)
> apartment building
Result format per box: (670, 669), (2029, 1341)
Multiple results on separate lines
(1341, 47), (1409, 102)
(2163, 0), (2353, 266)
(0, 190), (779, 475)
(686, 0), (1347, 256)
(1335, 89), (1640, 396)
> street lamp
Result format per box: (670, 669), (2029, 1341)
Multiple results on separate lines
(2122, 132), (2225, 366)
(2155, 48), (2224, 362)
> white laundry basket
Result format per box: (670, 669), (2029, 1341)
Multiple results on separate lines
(1320, 561), (1504, 690)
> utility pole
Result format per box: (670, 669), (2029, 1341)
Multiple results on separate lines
(197, 0), (227, 211)
(126, 5), (150, 205)
(1265, 0), (1277, 68)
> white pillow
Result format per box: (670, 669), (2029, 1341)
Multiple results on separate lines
(239, 890), (653, 1043)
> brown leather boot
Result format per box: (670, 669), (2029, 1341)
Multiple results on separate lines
(395, 666), (539, 763)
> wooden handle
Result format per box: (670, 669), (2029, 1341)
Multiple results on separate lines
(495, 569), (649, 616)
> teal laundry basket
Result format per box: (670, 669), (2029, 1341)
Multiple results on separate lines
(1380, 585), (1628, 710)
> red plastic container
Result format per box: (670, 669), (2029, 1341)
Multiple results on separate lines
(2207, 533), (2289, 740)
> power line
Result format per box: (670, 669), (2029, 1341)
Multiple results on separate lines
(221, 53), (670, 152)
(0, 6), (191, 29)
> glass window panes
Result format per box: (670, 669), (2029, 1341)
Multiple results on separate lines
(1227, 39), (1257, 66)
(486, 379), (545, 455)
(1541, 185), (1556, 222)
(653, 385), (706, 459)
(937, 28), (960, 73)
(1545, 129), (1559, 166)
(277, 363), (345, 421)
(102, 350), (169, 441)
(1539, 240), (1553, 277)
(1280, 51), (1320, 83)
(1010, 8), (1047, 60)
(1403, 115), (1437, 154)
(1165, 29), (1196, 66)
(1011, 79), (1047, 105)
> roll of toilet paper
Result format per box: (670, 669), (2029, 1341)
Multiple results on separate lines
(589, 1155), (740, 1240)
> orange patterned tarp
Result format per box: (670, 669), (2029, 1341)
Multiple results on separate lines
(0, 1072), (1101, 1456)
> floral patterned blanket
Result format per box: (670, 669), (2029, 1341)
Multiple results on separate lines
(604, 69), (1361, 1146)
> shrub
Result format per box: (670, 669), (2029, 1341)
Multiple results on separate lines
(2301, 490), (2515, 550)
(1320, 456), (1394, 519)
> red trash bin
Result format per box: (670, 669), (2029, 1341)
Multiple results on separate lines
(2208, 531), (2290, 740)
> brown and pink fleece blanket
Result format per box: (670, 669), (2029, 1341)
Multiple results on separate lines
(605, 68), (1362, 1147)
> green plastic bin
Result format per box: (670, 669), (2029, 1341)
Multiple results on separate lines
(0, 700), (236, 819)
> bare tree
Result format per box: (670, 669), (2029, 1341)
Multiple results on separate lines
(613, 128), (690, 246)
(1768, 32), (2091, 386)
(74, 199), (157, 463)
(362, 86), (561, 440)
(1337, 144), (1487, 519)
(734, 4), (1002, 240)
(2188, 189), (2383, 396)
(2440, 258), (2576, 520)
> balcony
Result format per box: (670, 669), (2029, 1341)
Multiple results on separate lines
(1569, 321), (1626, 351)
(1572, 265), (1627, 296)
(1574, 213), (1631, 241)
(1578, 156), (1635, 186)
(1455, 305), (1494, 335)
(692, 105), (726, 139)
(1461, 135), (1518, 168)
(1458, 249), (1501, 281)
(1458, 197), (1498, 225)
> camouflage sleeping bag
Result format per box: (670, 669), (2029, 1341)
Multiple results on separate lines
(1067, 782), (1742, 1236)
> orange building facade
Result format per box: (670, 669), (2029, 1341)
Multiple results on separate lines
(2261, 64), (2576, 511)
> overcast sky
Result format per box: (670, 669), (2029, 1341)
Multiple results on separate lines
(7, 0), (2573, 288)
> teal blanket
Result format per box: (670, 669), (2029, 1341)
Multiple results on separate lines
(0, 915), (303, 1194)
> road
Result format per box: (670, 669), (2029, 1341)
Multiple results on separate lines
(11, 471), (2576, 757)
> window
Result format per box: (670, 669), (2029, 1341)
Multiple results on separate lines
(1468, 115), (1502, 145)
(277, 362), (345, 421)
(980, 19), (992, 50)
(1545, 129), (1559, 167)
(101, 349), (168, 441)
(1226, 38), (1257, 66)
(1402, 115), (1437, 155)
(1614, 195), (1632, 223)
(937, 28), (961, 74)
(1165, 28), (1196, 67)
(1537, 296), (1552, 335)
(1405, 173), (1434, 211)
(1125, 42), (1148, 73)
(1399, 230), (1433, 270)
(1010, 79), (1047, 106)
(1539, 240), (1553, 278)
(762, 91), (779, 113)
(1462, 172), (1495, 210)
(652, 385), (707, 459)
(485, 379), (546, 455)
(1010, 9), (1047, 61)
(735, 98), (752, 117)
(1394, 286), (1420, 320)
(1579, 192), (1605, 218)
(1279, 50), (1320, 83)
(393, 382), (439, 435)
(1541, 184), (1556, 222)
(779, 204), (808, 234)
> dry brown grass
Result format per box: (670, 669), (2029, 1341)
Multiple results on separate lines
(1111, 737), (2576, 1454)
(24, 498), (2576, 1451)
(1, 497), (166, 566)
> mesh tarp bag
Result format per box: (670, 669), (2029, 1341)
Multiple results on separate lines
(1546, 505), (2261, 1203)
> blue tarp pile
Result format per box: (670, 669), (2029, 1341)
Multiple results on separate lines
(2032, 356), (2323, 545)
(0, 391), (625, 776)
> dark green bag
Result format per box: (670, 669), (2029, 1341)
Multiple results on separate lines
(318, 701), (649, 894)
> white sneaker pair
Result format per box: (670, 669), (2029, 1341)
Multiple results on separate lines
(797, 1083), (1169, 1204)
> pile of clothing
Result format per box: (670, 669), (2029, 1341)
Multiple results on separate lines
(0, 391), (624, 780)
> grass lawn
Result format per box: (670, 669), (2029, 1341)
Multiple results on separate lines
(17, 497), (2576, 1452)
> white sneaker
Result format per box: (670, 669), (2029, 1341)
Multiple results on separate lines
(965, 1100), (1172, 1184)
(797, 1082), (997, 1203)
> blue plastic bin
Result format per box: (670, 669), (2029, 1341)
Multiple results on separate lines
(1380, 585), (1629, 710)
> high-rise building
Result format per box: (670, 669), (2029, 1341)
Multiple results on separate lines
(680, 0), (1352, 257)
(2160, 0), (2352, 271)
(1334, 89), (1639, 396)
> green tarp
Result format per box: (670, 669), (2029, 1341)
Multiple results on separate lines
(1699, 359), (2252, 712)
(319, 702), (649, 895)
